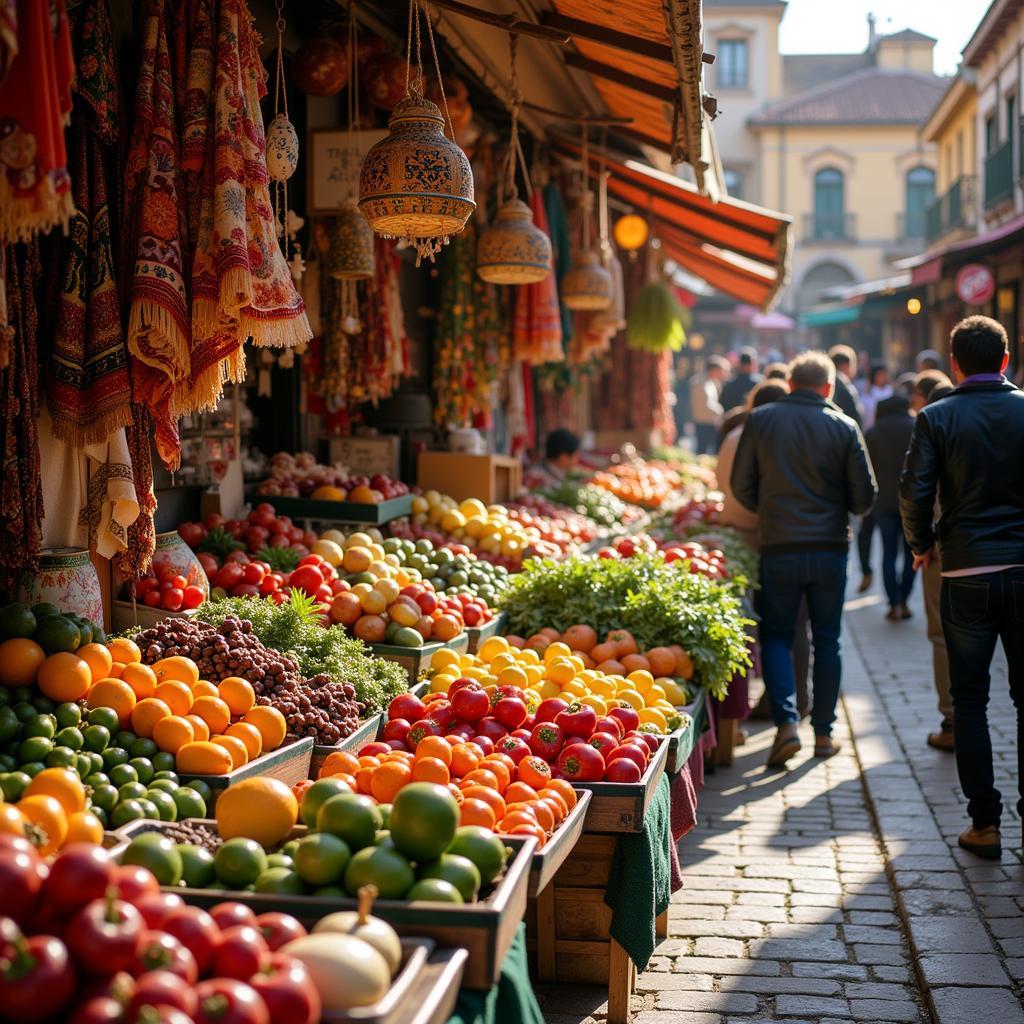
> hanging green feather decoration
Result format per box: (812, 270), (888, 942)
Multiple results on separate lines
(627, 281), (689, 353)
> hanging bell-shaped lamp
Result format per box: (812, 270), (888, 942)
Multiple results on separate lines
(330, 200), (375, 280)
(562, 251), (613, 311)
(358, 94), (475, 263)
(477, 198), (551, 285)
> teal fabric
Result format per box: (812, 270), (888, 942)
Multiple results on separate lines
(603, 774), (673, 971)
(447, 924), (545, 1024)
(542, 181), (574, 343)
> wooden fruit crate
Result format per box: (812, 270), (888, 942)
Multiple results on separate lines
(400, 948), (469, 1024)
(176, 736), (313, 804)
(252, 493), (413, 526)
(323, 937), (433, 1024)
(369, 633), (469, 684)
(465, 613), (506, 655)
(310, 714), (382, 778)
(525, 789), (591, 898)
(571, 736), (669, 832)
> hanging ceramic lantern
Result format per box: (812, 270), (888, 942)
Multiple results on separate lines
(477, 198), (551, 285)
(329, 200), (375, 280)
(562, 250), (614, 311)
(293, 37), (349, 97)
(359, 95), (475, 263)
(614, 214), (649, 252)
(266, 113), (299, 182)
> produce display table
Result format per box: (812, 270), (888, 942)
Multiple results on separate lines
(251, 493), (414, 526)
(386, 947), (469, 1024)
(446, 925), (544, 1024)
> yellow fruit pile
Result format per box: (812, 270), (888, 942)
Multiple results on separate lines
(412, 494), (533, 561)
(429, 637), (685, 734)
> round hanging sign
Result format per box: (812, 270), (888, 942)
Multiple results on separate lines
(955, 263), (995, 305)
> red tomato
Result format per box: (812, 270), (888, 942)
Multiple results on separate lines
(604, 757), (642, 783)
(182, 586), (205, 610)
(556, 742), (605, 782)
(211, 926), (269, 980)
(209, 903), (258, 931)
(254, 913), (306, 952)
(45, 845), (115, 915)
(160, 905), (220, 975)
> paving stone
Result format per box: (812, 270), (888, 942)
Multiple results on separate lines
(843, 925), (903, 945)
(668, 920), (764, 939)
(917, 954), (1011, 987)
(656, 991), (759, 1013)
(775, 995), (852, 1017)
(847, 911), (899, 926)
(930, 986), (1024, 1024)
(791, 962), (870, 981)
(717, 975), (840, 995)
(672, 903), (726, 920)
(844, 982), (913, 1000)
(725, 905), (787, 923)
(853, 944), (907, 966)
(1004, 958), (1024, 980)
(747, 938), (848, 961)
(633, 1013), (722, 1024)
(636, 974), (714, 992)
(847, 999), (920, 1021)
(900, 889), (976, 917)
(906, 915), (996, 955)
(735, 891), (786, 906)
(873, 966), (912, 983)
(670, 956), (780, 976)
(692, 937), (747, 956)
(988, 916), (1024, 938)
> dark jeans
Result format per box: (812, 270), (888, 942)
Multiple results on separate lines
(877, 509), (916, 608)
(856, 512), (876, 576)
(759, 549), (848, 737)
(695, 423), (718, 455)
(940, 568), (1024, 830)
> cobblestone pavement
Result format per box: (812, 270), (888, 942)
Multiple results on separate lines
(538, 570), (1024, 1024)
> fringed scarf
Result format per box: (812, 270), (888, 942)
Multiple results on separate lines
(0, 0), (75, 243)
(513, 191), (562, 366)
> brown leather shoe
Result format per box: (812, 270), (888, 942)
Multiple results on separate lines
(766, 724), (801, 767)
(958, 825), (1001, 859)
(927, 721), (955, 752)
(814, 736), (842, 758)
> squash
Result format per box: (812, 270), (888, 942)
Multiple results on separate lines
(313, 885), (402, 974)
(281, 932), (390, 1009)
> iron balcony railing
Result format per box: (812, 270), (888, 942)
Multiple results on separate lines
(985, 140), (1015, 209)
(924, 175), (978, 243)
(802, 212), (856, 243)
(896, 210), (927, 241)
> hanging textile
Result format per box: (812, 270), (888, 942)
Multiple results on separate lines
(0, 0), (75, 243)
(49, 0), (131, 447)
(121, 403), (156, 579)
(0, 0), (16, 86)
(542, 180), (573, 343)
(188, 0), (310, 413)
(512, 191), (562, 366)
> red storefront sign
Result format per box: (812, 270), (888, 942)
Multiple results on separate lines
(955, 264), (996, 305)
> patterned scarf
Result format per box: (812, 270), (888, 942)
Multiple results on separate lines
(0, 0), (75, 243)
(0, 0), (15, 85)
(188, 0), (310, 412)
(48, 0), (131, 447)
(513, 191), (562, 366)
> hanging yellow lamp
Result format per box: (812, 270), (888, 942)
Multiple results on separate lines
(614, 213), (649, 251)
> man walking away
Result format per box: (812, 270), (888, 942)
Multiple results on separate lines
(691, 356), (728, 455)
(865, 394), (916, 621)
(900, 316), (1024, 860)
(720, 347), (762, 413)
(732, 352), (877, 766)
(861, 362), (893, 429)
(828, 345), (864, 426)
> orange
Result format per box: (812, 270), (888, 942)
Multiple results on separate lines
(130, 697), (172, 738)
(505, 821), (546, 848)
(447, 783), (465, 803)
(411, 756), (450, 785)
(120, 662), (157, 700)
(504, 800), (539, 820)
(505, 781), (539, 804)
(175, 741), (232, 775)
(225, 721), (263, 761)
(528, 799), (555, 833)
(380, 750), (414, 765)
(24, 767), (85, 815)
(334, 773), (357, 791)
(218, 676), (256, 716)
(450, 744), (481, 777)
(0, 803), (26, 837)
(242, 706), (287, 751)
(540, 789), (568, 820)
(152, 715), (195, 754)
(318, 750), (360, 779)
(414, 735), (453, 766)
(539, 794), (566, 826)
(517, 756), (552, 791)
(86, 678), (136, 727)
(152, 655), (199, 687)
(461, 785), (506, 821)
(76, 643), (112, 682)
(184, 714), (210, 742)
(107, 661), (126, 678)
(479, 757), (510, 792)
(65, 810), (104, 845)
(499, 810), (538, 833)
(36, 652), (92, 703)
(191, 695), (230, 735)
(358, 755), (381, 769)
(460, 797), (497, 829)
(192, 680), (219, 699)
(370, 761), (412, 803)
(17, 795), (67, 855)
(215, 776), (298, 847)
(0, 638), (46, 688)
(355, 766), (376, 795)
(153, 679), (193, 716)
(211, 734), (248, 769)
(107, 637), (141, 665)
(460, 767), (500, 791)
(485, 752), (517, 775)
(545, 778), (577, 810)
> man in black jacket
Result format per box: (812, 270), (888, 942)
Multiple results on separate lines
(720, 347), (762, 412)
(733, 352), (877, 766)
(828, 345), (864, 426)
(900, 315), (1024, 860)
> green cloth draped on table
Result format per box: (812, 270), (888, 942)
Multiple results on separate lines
(446, 924), (544, 1024)
(603, 773), (673, 971)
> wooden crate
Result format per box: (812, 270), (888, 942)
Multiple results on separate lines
(666, 688), (707, 774)
(416, 452), (521, 505)
(369, 633), (469, 685)
(323, 938), (432, 1024)
(571, 736), (669, 832)
(399, 948), (468, 1024)
(176, 737), (313, 804)
(309, 714), (382, 777)
(527, 789), (591, 898)
(252, 494), (413, 526)
(465, 613), (506, 655)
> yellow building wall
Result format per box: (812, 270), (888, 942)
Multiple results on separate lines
(932, 96), (978, 193)
(874, 39), (936, 74)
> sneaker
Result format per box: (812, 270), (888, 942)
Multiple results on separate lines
(858, 572), (873, 594)
(766, 724), (801, 767)
(958, 825), (1001, 859)
(927, 721), (955, 752)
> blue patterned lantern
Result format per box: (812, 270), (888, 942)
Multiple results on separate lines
(476, 197), (552, 285)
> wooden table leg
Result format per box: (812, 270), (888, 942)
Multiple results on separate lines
(655, 907), (669, 939)
(713, 717), (738, 767)
(534, 882), (557, 982)
(607, 938), (632, 1024)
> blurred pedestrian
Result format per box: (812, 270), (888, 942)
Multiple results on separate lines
(900, 315), (1024, 860)
(764, 362), (789, 381)
(531, 429), (581, 488)
(828, 345), (864, 426)
(721, 347), (762, 412)
(732, 352), (877, 766)
(915, 348), (943, 372)
(691, 356), (729, 454)
(861, 362), (893, 429)
(865, 394), (916, 621)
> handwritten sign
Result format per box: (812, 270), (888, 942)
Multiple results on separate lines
(308, 129), (387, 216)
(327, 436), (400, 477)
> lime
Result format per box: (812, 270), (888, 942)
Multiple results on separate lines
(87, 707), (120, 732)
(0, 707), (19, 744)
(81, 724), (110, 752)
(90, 783), (118, 812)
(255, 867), (306, 895)
(75, 621), (94, 646)
(9, 686), (32, 703)
(146, 789), (178, 822)
(343, 846), (415, 899)
(118, 781), (148, 803)
(55, 727), (83, 751)
(74, 754), (92, 777)
(406, 878), (463, 903)
(280, 839), (299, 858)
(91, 805), (108, 828)
(151, 752), (176, 774)
(85, 751), (104, 774)
(46, 746), (77, 769)
(84, 770), (110, 789)
(24, 715), (56, 740)
(115, 731), (136, 750)
(0, 756), (14, 773)
(31, 697), (55, 714)
(18, 736), (51, 762)
(316, 793), (381, 852)
(266, 852), (294, 870)
(30, 602), (60, 621)
(184, 779), (211, 804)
(109, 763), (138, 787)
(172, 787), (206, 819)
(214, 838), (268, 887)
(152, 770), (180, 783)
(101, 747), (129, 770)
(375, 830), (394, 848)
(448, 826), (508, 885)
(389, 783), (459, 862)
(299, 777), (353, 827)
(34, 616), (80, 654)
(0, 689), (9, 706)
(110, 799), (148, 827)
(129, 739), (158, 760)
(178, 844), (216, 888)
(148, 778), (178, 794)
(21, 761), (44, 778)
(293, 833), (351, 887)
(0, 602), (36, 640)
(136, 799), (160, 821)
(54, 703), (81, 729)
(417, 853), (481, 902)
(312, 885), (344, 897)
(12, 702), (36, 723)
(0, 770), (30, 801)
(377, 804), (391, 830)
(129, 757), (154, 785)
(122, 832), (183, 885)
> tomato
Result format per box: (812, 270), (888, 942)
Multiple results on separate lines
(248, 952), (319, 1024)
(588, 732), (620, 761)
(143, 590), (162, 607)
(555, 704), (597, 739)
(131, 930), (198, 983)
(113, 865), (159, 902)
(474, 717), (508, 742)
(450, 685), (488, 723)
(604, 757), (642, 783)
(212, 925), (268, 980)
(134, 892), (183, 930)
(70, 997), (124, 1024)
(0, 848), (46, 925)
(496, 735), (531, 764)
(216, 564), (245, 590)
(182, 585), (205, 609)
(0, 929), (77, 1023)
(607, 744), (647, 771)
(242, 563), (266, 585)
(194, 979), (270, 1024)
(381, 718), (411, 745)
(177, 523), (206, 548)
(67, 894), (144, 975)
(254, 913), (305, 952)
(288, 566), (324, 596)
(45, 845), (115, 915)
(528, 722), (565, 761)
(608, 705), (640, 734)
(534, 698), (569, 724)
(126, 969), (198, 1018)
(388, 693), (426, 722)
(594, 715), (624, 740)
(556, 742), (605, 782)
(493, 697), (527, 730)
(407, 718), (444, 747)
(136, 577), (159, 596)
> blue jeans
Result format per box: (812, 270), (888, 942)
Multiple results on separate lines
(759, 550), (848, 737)
(877, 509), (916, 608)
(940, 569), (1024, 829)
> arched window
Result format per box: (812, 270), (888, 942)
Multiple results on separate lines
(797, 261), (857, 310)
(905, 166), (935, 239)
(813, 168), (845, 239)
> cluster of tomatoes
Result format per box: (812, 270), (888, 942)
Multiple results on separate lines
(179, 507), (319, 561)
(671, 497), (724, 528)
(590, 461), (683, 509)
(134, 571), (206, 614)
(593, 533), (729, 580)
(0, 839), (318, 1024)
